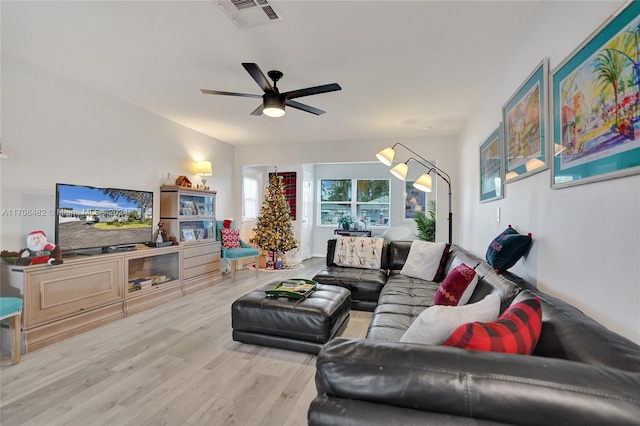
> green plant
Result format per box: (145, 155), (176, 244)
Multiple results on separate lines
(336, 212), (355, 230)
(414, 200), (436, 241)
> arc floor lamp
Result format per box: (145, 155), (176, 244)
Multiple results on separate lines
(376, 142), (453, 245)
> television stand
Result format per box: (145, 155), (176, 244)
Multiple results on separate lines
(2, 241), (221, 353)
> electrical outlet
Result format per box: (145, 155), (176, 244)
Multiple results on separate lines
(496, 207), (501, 223)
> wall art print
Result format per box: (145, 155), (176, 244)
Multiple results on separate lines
(479, 125), (504, 203)
(503, 58), (549, 183)
(405, 180), (427, 219)
(551, 1), (640, 188)
(269, 171), (296, 219)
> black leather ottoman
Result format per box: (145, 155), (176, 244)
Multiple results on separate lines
(231, 283), (351, 354)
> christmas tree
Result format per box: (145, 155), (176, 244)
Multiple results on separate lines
(250, 173), (298, 268)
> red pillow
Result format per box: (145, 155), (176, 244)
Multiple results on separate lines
(221, 228), (241, 248)
(434, 263), (478, 306)
(442, 297), (542, 355)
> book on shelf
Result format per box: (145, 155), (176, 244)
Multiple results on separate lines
(128, 277), (153, 291)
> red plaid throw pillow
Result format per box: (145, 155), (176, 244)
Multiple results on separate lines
(442, 297), (542, 354)
(220, 228), (241, 248)
(434, 263), (478, 306)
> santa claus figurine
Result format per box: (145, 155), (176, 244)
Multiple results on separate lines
(17, 230), (63, 266)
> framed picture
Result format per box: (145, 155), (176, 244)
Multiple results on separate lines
(181, 228), (195, 241)
(195, 202), (206, 216)
(551, 1), (640, 188)
(503, 58), (549, 182)
(404, 181), (426, 219)
(479, 125), (504, 203)
(181, 200), (196, 215)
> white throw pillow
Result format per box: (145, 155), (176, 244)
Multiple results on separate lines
(399, 294), (501, 345)
(400, 241), (447, 281)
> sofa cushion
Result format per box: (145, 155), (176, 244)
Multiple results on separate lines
(400, 241), (448, 281)
(400, 294), (500, 345)
(434, 263), (478, 306)
(366, 272), (439, 341)
(443, 296), (542, 354)
(485, 225), (532, 272)
(334, 236), (384, 269)
(312, 266), (387, 304)
(221, 228), (242, 248)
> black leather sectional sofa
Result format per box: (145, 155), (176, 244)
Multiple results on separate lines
(309, 239), (640, 425)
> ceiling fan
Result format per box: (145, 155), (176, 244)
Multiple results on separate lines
(201, 63), (341, 117)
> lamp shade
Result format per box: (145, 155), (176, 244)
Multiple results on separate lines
(390, 163), (408, 180)
(413, 173), (433, 192)
(376, 147), (395, 166)
(195, 160), (212, 177)
(263, 93), (286, 118)
(525, 157), (545, 172)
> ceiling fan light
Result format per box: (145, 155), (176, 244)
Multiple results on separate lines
(263, 93), (286, 118)
(413, 173), (433, 192)
(376, 147), (395, 166)
(390, 163), (408, 181)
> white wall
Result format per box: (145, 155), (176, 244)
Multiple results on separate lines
(459, 1), (640, 343)
(0, 55), (234, 252)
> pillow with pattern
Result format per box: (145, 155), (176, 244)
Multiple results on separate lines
(434, 263), (478, 306)
(443, 297), (542, 355)
(220, 228), (241, 249)
(334, 236), (384, 269)
(485, 225), (532, 272)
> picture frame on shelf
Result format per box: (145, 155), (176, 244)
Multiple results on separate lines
(195, 202), (206, 216)
(204, 222), (214, 239)
(551, 1), (640, 188)
(194, 228), (205, 241)
(181, 200), (196, 215)
(404, 180), (426, 219)
(479, 124), (504, 203)
(181, 228), (195, 241)
(503, 57), (549, 183)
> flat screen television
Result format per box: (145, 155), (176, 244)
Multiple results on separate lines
(55, 183), (153, 254)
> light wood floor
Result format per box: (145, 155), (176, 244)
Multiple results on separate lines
(0, 257), (373, 426)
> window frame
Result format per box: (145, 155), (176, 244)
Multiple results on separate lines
(318, 178), (391, 228)
(242, 170), (262, 220)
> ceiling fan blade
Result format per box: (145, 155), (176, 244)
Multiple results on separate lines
(250, 104), (264, 116)
(200, 89), (261, 98)
(242, 63), (274, 93)
(282, 83), (341, 100)
(285, 99), (326, 115)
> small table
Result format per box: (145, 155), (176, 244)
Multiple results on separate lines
(231, 282), (351, 354)
(334, 229), (372, 237)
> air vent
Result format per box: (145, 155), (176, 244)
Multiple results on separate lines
(217, 0), (282, 28)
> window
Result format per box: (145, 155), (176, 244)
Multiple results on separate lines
(243, 175), (260, 220)
(319, 179), (390, 227)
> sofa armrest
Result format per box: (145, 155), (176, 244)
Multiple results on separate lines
(315, 338), (640, 426)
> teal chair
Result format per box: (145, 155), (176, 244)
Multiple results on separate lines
(216, 220), (260, 282)
(0, 297), (23, 364)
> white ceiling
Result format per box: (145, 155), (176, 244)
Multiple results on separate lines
(3, 1), (538, 146)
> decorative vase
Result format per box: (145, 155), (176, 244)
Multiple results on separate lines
(164, 173), (174, 186)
